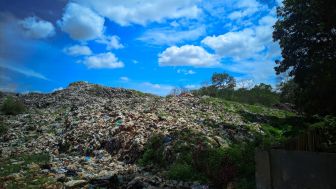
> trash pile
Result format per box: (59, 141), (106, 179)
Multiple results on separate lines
(0, 81), (262, 188)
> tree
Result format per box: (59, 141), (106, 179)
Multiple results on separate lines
(277, 79), (298, 104)
(211, 73), (236, 89)
(273, 0), (336, 115)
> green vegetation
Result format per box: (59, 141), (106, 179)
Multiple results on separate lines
(273, 0), (336, 115)
(192, 73), (280, 107)
(138, 134), (167, 167)
(139, 130), (262, 188)
(139, 95), (334, 188)
(0, 153), (55, 188)
(1, 96), (26, 115)
(0, 153), (50, 177)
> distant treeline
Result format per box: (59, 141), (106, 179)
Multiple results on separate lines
(192, 83), (280, 107)
(170, 73), (287, 107)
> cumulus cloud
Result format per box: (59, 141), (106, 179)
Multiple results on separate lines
(63, 45), (92, 56)
(80, 52), (124, 69)
(96, 35), (124, 50)
(18, 16), (55, 39)
(58, 3), (105, 40)
(202, 29), (264, 60)
(138, 25), (205, 45)
(202, 15), (278, 60)
(158, 45), (220, 67)
(76, 0), (201, 26)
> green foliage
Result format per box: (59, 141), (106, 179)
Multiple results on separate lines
(307, 115), (336, 152)
(1, 96), (25, 115)
(0, 153), (56, 188)
(273, 0), (336, 115)
(138, 134), (166, 167)
(211, 72), (236, 89)
(277, 79), (298, 104)
(139, 130), (260, 188)
(194, 81), (280, 107)
(167, 163), (205, 181)
(0, 152), (50, 177)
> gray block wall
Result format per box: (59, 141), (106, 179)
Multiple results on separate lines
(255, 149), (336, 189)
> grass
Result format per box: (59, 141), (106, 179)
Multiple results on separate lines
(0, 152), (55, 188)
(0, 153), (50, 177)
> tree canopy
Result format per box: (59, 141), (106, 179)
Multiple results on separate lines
(211, 73), (236, 89)
(273, 0), (336, 115)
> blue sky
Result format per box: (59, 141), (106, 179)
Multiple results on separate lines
(0, 0), (283, 95)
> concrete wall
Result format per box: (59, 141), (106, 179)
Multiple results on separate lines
(255, 149), (336, 189)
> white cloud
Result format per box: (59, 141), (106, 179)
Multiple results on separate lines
(63, 45), (92, 56)
(0, 60), (49, 80)
(139, 82), (174, 96)
(52, 87), (64, 92)
(177, 69), (196, 75)
(18, 16), (55, 39)
(202, 29), (264, 60)
(80, 52), (124, 69)
(96, 35), (124, 50)
(235, 79), (255, 89)
(120, 76), (129, 81)
(276, 0), (283, 6)
(202, 15), (278, 60)
(158, 45), (220, 67)
(58, 3), (105, 40)
(138, 26), (205, 45)
(76, 0), (201, 26)
(228, 0), (264, 20)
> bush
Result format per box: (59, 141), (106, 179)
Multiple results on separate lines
(167, 163), (204, 181)
(138, 134), (166, 166)
(1, 96), (25, 115)
(192, 83), (280, 107)
(192, 144), (237, 188)
(139, 131), (258, 188)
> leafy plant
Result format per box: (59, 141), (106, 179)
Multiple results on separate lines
(1, 96), (25, 115)
(138, 134), (166, 167)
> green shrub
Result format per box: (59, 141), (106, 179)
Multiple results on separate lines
(139, 131), (258, 188)
(1, 96), (25, 115)
(167, 163), (205, 181)
(0, 152), (50, 177)
(138, 134), (166, 166)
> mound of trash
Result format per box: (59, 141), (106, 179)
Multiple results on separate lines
(0, 82), (275, 188)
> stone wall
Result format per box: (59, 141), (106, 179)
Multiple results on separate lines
(255, 149), (336, 189)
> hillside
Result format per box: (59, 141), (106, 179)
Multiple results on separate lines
(0, 82), (297, 188)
